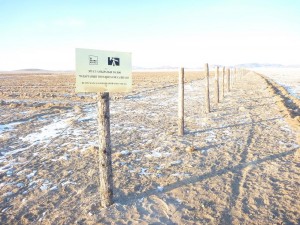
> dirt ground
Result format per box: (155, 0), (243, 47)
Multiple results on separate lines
(0, 70), (299, 224)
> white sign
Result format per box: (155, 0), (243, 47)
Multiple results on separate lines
(75, 48), (132, 93)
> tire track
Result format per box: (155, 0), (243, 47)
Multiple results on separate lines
(220, 73), (300, 224)
(220, 108), (257, 223)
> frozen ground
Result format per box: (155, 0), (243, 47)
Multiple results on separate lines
(254, 68), (300, 98)
(0, 71), (299, 224)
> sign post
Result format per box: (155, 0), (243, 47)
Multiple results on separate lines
(75, 48), (132, 207)
(97, 92), (113, 207)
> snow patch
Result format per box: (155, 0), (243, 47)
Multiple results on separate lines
(21, 119), (70, 144)
(0, 121), (24, 135)
(26, 170), (37, 179)
(145, 151), (171, 158)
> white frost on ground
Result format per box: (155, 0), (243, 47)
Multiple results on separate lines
(1, 72), (300, 224)
(0, 121), (24, 135)
(2, 145), (32, 157)
(254, 68), (300, 98)
(40, 180), (52, 191)
(20, 119), (71, 144)
(26, 170), (37, 179)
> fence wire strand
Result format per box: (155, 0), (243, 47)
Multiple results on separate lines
(2, 74), (211, 224)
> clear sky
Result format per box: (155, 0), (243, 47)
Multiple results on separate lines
(0, 0), (300, 70)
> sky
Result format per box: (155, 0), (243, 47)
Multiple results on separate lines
(0, 0), (300, 70)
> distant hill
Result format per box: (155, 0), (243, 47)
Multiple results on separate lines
(0, 69), (74, 74)
(133, 63), (300, 71)
(133, 66), (179, 71)
(235, 63), (300, 68)
(1, 63), (299, 73)
(13, 68), (54, 73)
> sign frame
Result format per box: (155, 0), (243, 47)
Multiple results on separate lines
(75, 48), (132, 93)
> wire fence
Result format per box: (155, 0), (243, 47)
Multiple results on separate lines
(0, 72), (238, 224)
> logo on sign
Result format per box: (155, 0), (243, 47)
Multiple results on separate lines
(108, 57), (120, 66)
(89, 55), (98, 65)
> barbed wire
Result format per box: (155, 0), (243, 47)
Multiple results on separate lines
(1, 75), (221, 223)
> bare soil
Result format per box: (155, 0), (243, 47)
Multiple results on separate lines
(0, 71), (299, 224)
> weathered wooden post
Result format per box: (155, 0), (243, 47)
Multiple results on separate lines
(234, 67), (237, 84)
(205, 63), (210, 113)
(222, 66), (225, 99)
(98, 92), (113, 207)
(232, 68), (234, 85)
(214, 66), (219, 104)
(232, 68), (234, 86)
(178, 67), (184, 136)
(227, 68), (231, 92)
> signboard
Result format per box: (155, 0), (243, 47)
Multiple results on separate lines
(75, 48), (132, 93)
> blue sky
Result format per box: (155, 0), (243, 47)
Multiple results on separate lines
(0, 0), (300, 70)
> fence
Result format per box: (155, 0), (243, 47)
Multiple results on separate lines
(0, 66), (248, 223)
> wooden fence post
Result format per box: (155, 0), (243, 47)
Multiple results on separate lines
(227, 68), (230, 92)
(232, 68), (234, 84)
(235, 68), (237, 83)
(222, 66), (225, 99)
(232, 68), (234, 85)
(178, 67), (184, 136)
(98, 92), (113, 207)
(205, 63), (210, 113)
(214, 66), (220, 104)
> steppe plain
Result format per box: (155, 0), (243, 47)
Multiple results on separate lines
(0, 70), (299, 224)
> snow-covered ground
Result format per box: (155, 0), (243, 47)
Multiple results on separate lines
(254, 68), (300, 98)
